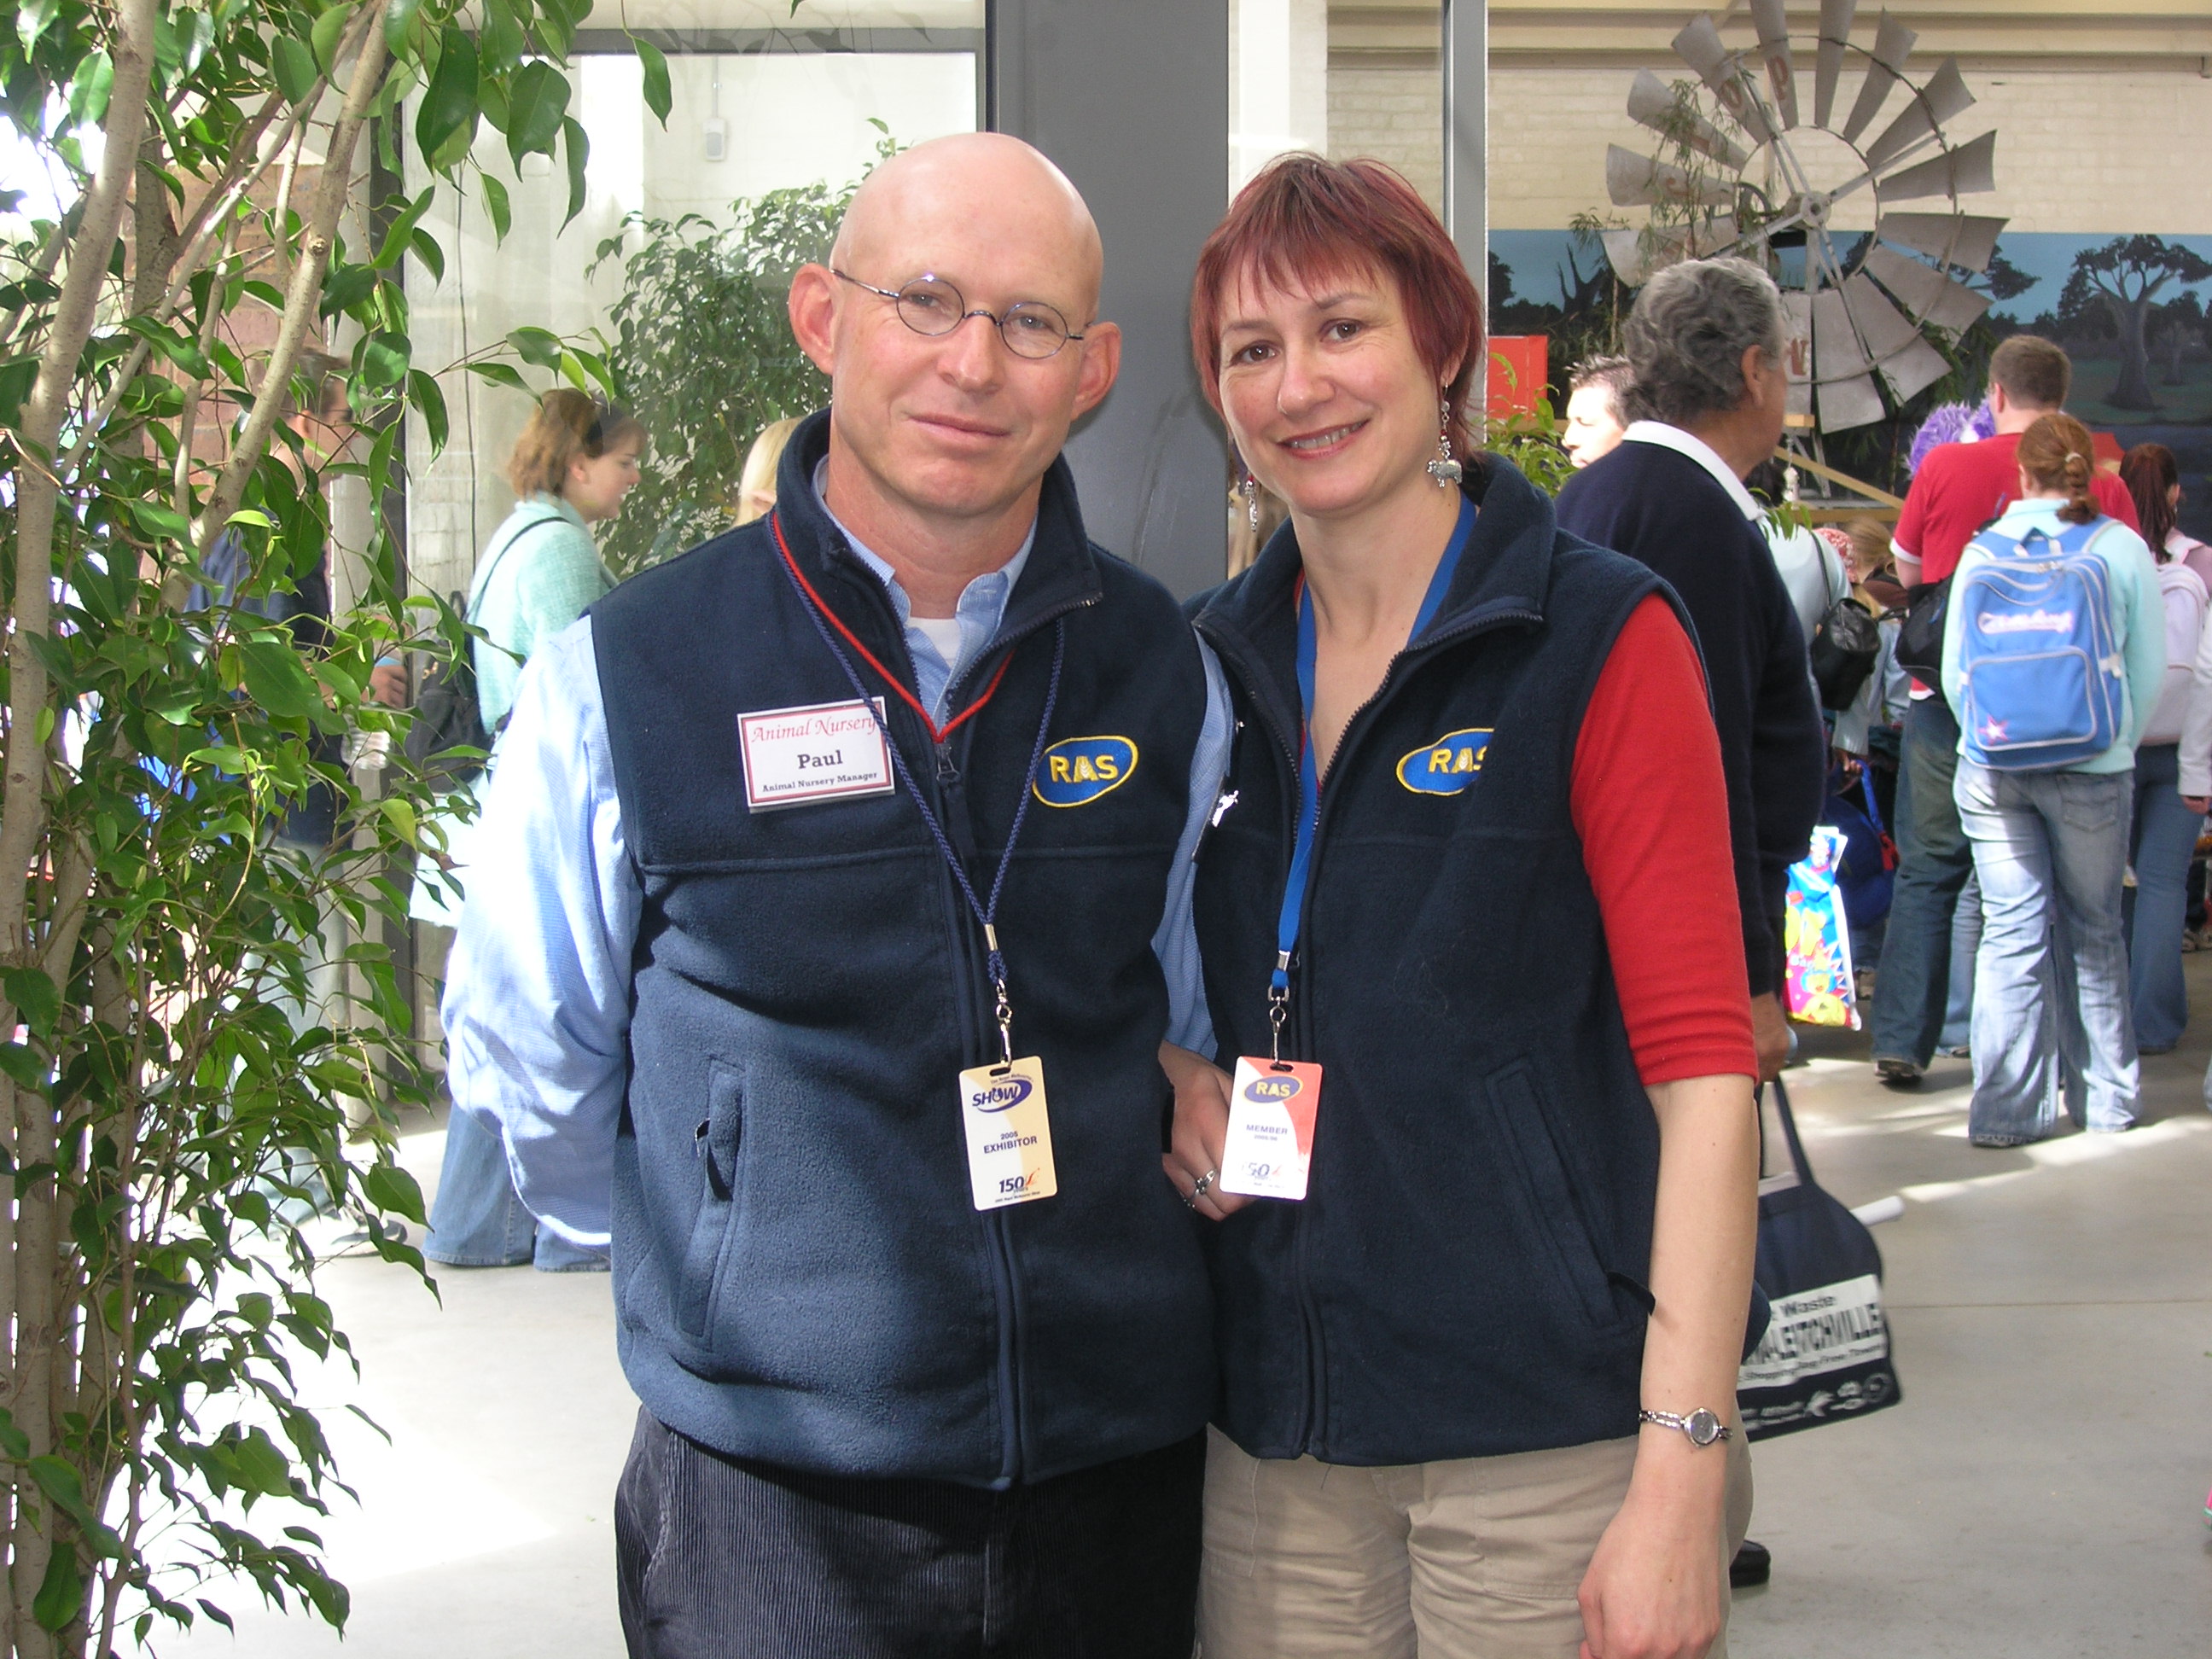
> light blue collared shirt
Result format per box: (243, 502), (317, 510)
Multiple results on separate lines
(442, 510), (1232, 1247)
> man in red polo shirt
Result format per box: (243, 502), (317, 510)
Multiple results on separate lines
(1871, 335), (2140, 1086)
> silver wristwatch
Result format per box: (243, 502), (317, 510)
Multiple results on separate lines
(1638, 1408), (1732, 1447)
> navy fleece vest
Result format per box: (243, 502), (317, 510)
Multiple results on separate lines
(590, 412), (1212, 1487)
(1191, 457), (1671, 1466)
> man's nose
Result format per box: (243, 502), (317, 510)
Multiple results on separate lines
(935, 311), (1006, 391)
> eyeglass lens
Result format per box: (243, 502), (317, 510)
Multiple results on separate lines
(894, 276), (1074, 359)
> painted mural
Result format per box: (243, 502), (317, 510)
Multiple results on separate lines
(1488, 230), (2212, 537)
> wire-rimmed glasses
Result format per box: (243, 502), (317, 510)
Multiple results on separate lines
(831, 268), (1086, 360)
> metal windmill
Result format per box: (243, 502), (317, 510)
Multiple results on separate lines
(1600, 0), (2007, 433)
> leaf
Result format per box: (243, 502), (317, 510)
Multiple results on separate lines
(479, 0), (525, 70)
(121, 317), (211, 379)
(3, 969), (56, 1039)
(635, 37), (671, 125)
(0, 1407), (30, 1460)
(15, 0), (61, 50)
(67, 52), (113, 126)
(238, 638), (327, 720)
(561, 116), (591, 226)
(371, 187), (435, 271)
(27, 1458), (124, 1555)
(506, 327), (562, 370)
(468, 360), (527, 391)
(0, 355), (38, 424)
(31, 1540), (80, 1633)
(0, 1045), (45, 1091)
(414, 26), (479, 164)
(319, 261), (377, 319)
(311, 2), (355, 74)
(408, 370), (447, 452)
(271, 35), (317, 105)
(410, 226), (445, 284)
(361, 1161), (425, 1224)
(230, 1429), (293, 1498)
(383, 0), (422, 57)
(358, 331), (409, 387)
(127, 499), (193, 542)
(479, 173), (510, 242)
(504, 60), (570, 168)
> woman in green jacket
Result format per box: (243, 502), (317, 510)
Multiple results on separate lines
(421, 388), (643, 1270)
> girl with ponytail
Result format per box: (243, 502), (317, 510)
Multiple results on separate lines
(2013, 411), (2099, 525)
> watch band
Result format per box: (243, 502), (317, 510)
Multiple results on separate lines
(1638, 1407), (1732, 1447)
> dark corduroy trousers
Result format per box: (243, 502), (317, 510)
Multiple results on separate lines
(615, 1410), (1206, 1658)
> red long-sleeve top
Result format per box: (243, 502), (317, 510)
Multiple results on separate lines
(1569, 595), (1760, 1084)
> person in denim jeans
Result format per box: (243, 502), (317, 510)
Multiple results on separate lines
(1943, 415), (2167, 1146)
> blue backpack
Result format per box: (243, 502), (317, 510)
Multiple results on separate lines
(1953, 518), (2126, 771)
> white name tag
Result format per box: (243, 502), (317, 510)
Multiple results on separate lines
(737, 698), (896, 812)
(958, 1057), (1057, 1210)
(1219, 1057), (1323, 1200)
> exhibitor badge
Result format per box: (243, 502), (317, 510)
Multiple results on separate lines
(738, 697), (895, 812)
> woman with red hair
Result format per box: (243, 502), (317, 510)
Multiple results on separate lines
(1162, 154), (1758, 1656)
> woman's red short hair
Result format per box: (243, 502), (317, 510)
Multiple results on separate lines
(1189, 154), (1487, 457)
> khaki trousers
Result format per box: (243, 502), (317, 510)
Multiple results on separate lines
(1197, 1427), (1753, 1659)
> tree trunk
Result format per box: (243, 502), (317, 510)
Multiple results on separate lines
(2110, 294), (2159, 410)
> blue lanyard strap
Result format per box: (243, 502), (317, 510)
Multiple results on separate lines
(780, 551), (1066, 1062)
(1269, 496), (1475, 1057)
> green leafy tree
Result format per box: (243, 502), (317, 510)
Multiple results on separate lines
(2059, 235), (2212, 411)
(0, 1), (643, 1652)
(592, 181), (858, 573)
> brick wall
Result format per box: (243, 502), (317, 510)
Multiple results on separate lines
(1329, 65), (1445, 212)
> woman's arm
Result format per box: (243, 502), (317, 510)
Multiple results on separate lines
(1577, 1072), (1757, 1659)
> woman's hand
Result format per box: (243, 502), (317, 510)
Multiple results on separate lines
(1158, 1042), (1249, 1220)
(2182, 795), (2209, 816)
(1576, 1452), (1728, 1659)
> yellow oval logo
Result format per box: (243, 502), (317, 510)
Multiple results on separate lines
(1032, 736), (1139, 807)
(1397, 728), (1492, 795)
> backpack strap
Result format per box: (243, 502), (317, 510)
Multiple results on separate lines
(464, 511), (567, 626)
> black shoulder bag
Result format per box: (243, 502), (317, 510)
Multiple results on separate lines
(404, 518), (556, 785)
(1808, 591), (1884, 712)
(1892, 577), (1950, 690)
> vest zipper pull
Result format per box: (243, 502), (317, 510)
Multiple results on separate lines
(936, 739), (959, 781)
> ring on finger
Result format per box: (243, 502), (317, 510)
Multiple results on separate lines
(1192, 1168), (1218, 1199)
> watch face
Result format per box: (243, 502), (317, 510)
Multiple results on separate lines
(1686, 1408), (1725, 1447)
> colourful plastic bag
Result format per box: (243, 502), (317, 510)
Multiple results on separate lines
(1784, 826), (1859, 1029)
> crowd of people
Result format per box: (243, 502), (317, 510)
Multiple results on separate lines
(392, 131), (2203, 1658)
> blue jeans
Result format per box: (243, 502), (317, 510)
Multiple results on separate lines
(424, 1107), (608, 1271)
(1941, 871), (1981, 1052)
(2124, 743), (2203, 1051)
(1953, 760), (2139, 1143)
(1872, 699), (1975, 1067)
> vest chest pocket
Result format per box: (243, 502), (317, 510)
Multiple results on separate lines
(675, 1057), (746, 1340)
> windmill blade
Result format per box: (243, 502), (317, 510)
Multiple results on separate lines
(1812, 288), (1888, 429)
(1841, 12), (1917, 143)
(1692, 214), (1743, 257)
(1860, 59), (1976, 175)
(1864, 242), (1992, 335)
(1880, 129), (1997, 201)
(1749, 0), (1799, 130)
(1877, 210), (2006, 273)
(1600, 229), (1652, 287)
(1814, 0), (1857, 130)
(1628, 69), (1752, 169)
(1781, 292), (1815, 421)
(1606, 144), (1734, 211)
(1672, 15), (1776, 147)
(1842, 272), (1953, 403)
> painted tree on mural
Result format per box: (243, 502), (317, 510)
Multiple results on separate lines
(2058, 235), (2212, 410)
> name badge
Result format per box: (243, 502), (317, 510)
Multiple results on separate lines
(1220, 1057), (1323, 1201)
(738, 697), (895, 812)
(958, 1057), (1057, 1211)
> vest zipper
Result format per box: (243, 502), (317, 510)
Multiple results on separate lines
(1202, 603), (1541, 1457)
(932, 590), (1098, 1489)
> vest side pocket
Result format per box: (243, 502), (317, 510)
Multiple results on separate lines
(1483, 1062), (1620, 1329)
(675, 1057), (745, 1341)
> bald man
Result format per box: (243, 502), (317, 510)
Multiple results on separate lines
(441, 133), (1231, 1656)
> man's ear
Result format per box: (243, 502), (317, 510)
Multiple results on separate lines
(1071, 320), (1122, 421)
(788, 264), (840, 376)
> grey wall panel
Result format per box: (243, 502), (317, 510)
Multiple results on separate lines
(990, 0), (1231, 599)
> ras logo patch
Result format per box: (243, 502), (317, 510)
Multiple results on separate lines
(1396, 728), (1493, 795)
(1032, 736), (1139, 807)
(1243, 1074), (1304, 1103)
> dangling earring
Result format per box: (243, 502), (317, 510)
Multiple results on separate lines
(1238, 469), (1261, 530)
(1426, 395), (1463, 488)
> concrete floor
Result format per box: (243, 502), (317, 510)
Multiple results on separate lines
(158, 969), (2212, 1656)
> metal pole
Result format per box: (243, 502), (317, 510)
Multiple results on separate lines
(1441, 0), (1488, 295)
